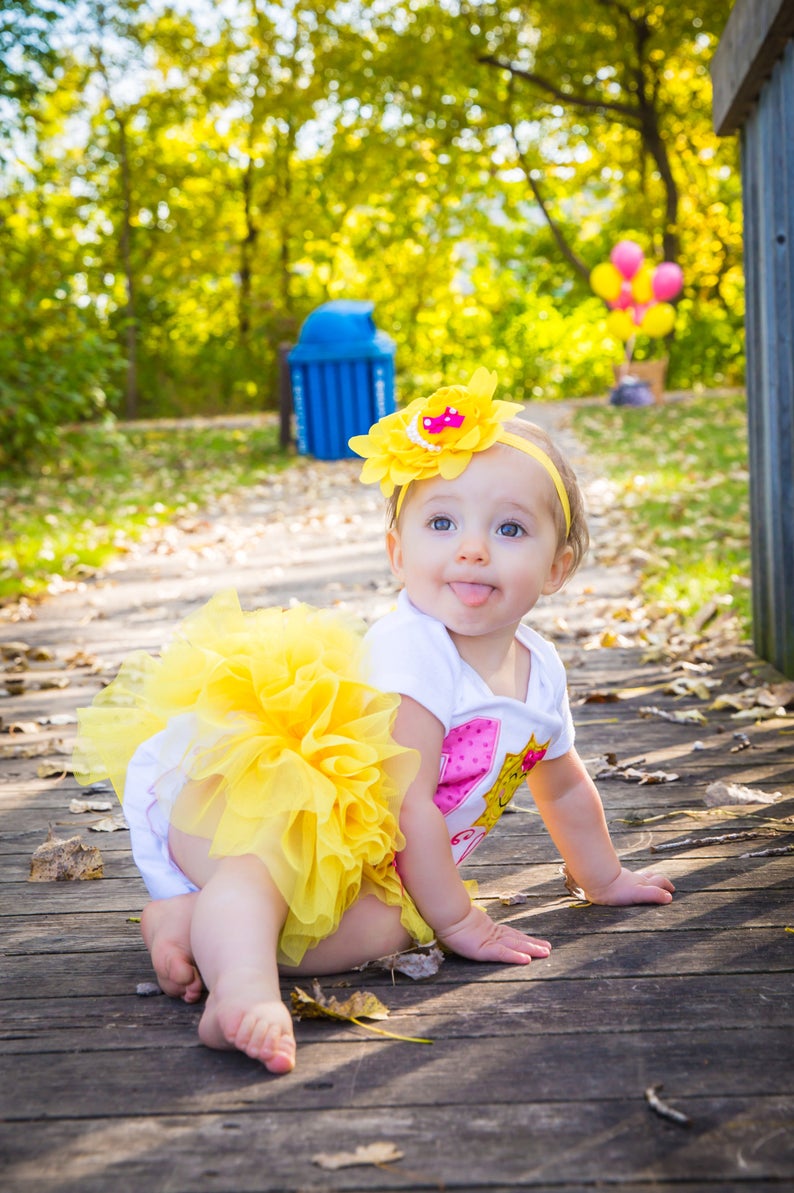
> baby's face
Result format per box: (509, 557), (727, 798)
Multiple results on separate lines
(386, 442), (570, 641)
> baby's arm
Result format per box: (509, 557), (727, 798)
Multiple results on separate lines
(393, 696), (551, 964)
(527, 749), (675, 905)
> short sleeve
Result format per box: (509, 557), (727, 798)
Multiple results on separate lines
(364, 595), (460, 730)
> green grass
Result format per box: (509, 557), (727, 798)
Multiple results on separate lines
(0, 419), (290, 603)
(571, 391), (751, 635)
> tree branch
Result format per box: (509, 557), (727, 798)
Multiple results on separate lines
(505, 109), (590, 283)
(478, 54), (641, 125)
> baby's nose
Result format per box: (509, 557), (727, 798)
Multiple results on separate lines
(456, 533), (489, 563)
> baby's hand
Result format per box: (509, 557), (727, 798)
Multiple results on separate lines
(584, 866), (674, 906)
(437, 903), (551, 965)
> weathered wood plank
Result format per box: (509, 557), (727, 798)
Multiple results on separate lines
(4, 887), (792, 951)
(1, 1097), (792, 1193)
(3, 919), (792, 1003)
(1, 1027), (792, 1122)
(2, 970), (791, 1055)
(711, 0), (794, 134)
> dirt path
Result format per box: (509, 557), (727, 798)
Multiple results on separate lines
(1, 403), (640, 711)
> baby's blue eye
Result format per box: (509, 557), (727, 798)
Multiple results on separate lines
(429, 516), (454, 532)
(497, 521), (524, 538)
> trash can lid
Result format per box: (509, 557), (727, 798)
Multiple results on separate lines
(289, 300), (395, 361)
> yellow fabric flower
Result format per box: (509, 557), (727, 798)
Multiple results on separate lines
(349, 367), (523, 496)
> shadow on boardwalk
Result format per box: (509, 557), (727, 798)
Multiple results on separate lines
(1, 404), (792, 1192)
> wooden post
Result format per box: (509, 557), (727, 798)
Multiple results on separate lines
(711, 1), (794, 678)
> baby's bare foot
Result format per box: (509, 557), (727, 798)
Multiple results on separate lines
(141, 895), (204, 1003)
(198, 974), (296, 1074)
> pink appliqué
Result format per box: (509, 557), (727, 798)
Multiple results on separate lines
(521, 745), (547, 773)
(422, 406), (465, 435)
(434, 717), (500, 814)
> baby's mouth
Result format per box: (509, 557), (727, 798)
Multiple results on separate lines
(448, 581), (495, 607)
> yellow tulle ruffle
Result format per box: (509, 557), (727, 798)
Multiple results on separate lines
(73, 590), (431, 964)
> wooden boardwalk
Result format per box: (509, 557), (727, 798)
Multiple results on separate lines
(2, 434), (793, 1191)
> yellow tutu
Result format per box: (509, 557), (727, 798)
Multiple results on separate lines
(73, 590), (431, 964)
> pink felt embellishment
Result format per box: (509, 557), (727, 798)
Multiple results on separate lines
(434, 717), (500, 814)
(422, 406), (465, 435)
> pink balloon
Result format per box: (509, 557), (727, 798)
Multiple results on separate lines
(632, 302), (650, 326)
(652, 262), (683, 301)
(615, 281), (634, 310)
(610, 239), (645, 280)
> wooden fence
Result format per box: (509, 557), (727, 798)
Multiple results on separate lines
(712, 0), (794, 679)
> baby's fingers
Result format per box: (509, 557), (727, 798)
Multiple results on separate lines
(493, 927), (552, 963)
(632, 879), (674, 904)
(639, 870), (676, 894)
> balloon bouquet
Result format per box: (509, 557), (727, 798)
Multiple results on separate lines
(590, 239), (683, 406)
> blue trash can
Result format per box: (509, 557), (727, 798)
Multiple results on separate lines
(288, 300), (396, 460)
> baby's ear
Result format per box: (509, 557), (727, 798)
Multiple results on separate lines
(542, 544), (575, 595)
(386, 527), (404, 580)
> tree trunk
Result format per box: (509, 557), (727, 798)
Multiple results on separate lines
(116, 112), (139, 419)
(239, 155), (257, 348)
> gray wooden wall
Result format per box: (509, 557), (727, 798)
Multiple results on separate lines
(712, 1), (794, 679)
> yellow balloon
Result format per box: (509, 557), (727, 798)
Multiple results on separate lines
(606, 309), (636, 342)
(631, 264), (654, 305)
(590, 261), (623, 303)
(640, 302), (676, 338)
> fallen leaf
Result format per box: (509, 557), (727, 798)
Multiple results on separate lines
(595, 760), (679, 784)
(37, 762), (67, 778)
(89, 815), (128, 833)
(663, 677), (718, 700)
(293, 982), (390, 1022)
(291, 981), (432, 1044)
(638, 705), (707, 725)
(29, 832), (104, 881)
(704, 781), (783, 807)
(356, 943), (445, 980)
(312, 1142), (403, 1170)
(69, 798), (114, 814)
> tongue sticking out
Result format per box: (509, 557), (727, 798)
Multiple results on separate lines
(449, 582), (493, 607)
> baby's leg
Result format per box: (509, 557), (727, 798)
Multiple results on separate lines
(283, 894), (413, 977)
(169, 827), (295, 1074)
(140, 894), (204, 1003)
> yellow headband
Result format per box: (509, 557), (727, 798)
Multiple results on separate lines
(348, 367), (572, 534)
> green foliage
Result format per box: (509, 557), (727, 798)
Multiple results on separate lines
(1, 0), (745, 436)
(572, 392), (751, 633)
(0, 420), (288, 600)
(0, 240), (123, 473)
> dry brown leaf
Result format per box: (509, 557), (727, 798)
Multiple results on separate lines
(89, 815), (128, 833)
(36, 762), (67, 778)
(69, 798), (114, 814)
(29, 832), (104, 881)
(312, 1142), (403, 1170)
(6, 720), (40, 735)
(596, 762), (679, 784)
(663, 678), (719, 700)
(291, 981), (431, 1044)
(583, 690), (620, 704)
(356, 942), (445, 980)
(292, 981), (390, 1023)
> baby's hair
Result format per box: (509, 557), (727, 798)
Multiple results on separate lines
(387, 418), (589, 578)
(499, 418), (589, 576)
